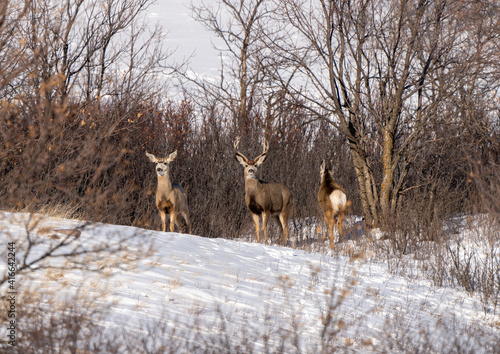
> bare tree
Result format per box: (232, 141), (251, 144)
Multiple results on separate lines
(0, 1), (30, 101)
(7, 0), (171, 105)
(184, 0), (273, 135)
(264, 0), (499, 226)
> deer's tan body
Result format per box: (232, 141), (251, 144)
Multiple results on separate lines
(245, 179), (291, 215)
(146, 151), (191, 233)
(235, 137), (293, 246)
(318, 160), (349, 248)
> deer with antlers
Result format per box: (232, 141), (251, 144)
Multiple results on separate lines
(146, 150), (191, 234)
(318, 160), (350, 247)
(234, 137), (293, 246)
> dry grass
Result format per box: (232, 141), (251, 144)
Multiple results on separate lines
(2, 263), (497, 353)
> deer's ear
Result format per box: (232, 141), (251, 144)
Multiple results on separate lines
(320, 159), (326, 174)
(235, 152), (248, 165)
(146, 152), (158, 163)
(254, 153), (267, 166)
(166, 150), (178, 163)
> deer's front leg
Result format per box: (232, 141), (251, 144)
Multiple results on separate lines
(170, 212), (177, 232)
(252, 213), (260, 243)
(160, 210), (167, 232)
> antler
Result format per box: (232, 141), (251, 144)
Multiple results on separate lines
(249, 136), (269, 165)
(261, 137), (269, 155)
(234, 136), (249, 163)
(234, 136), (241, 151)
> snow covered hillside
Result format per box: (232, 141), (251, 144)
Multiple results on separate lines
(1, 212), (498, 352)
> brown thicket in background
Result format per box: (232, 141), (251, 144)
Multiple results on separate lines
(0, 0), (498, 241)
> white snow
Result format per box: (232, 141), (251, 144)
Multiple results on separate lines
(1, 211), (498, 351)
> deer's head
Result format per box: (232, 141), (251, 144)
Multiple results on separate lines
(320, 159), (334, 182)
(234, 137), (269, 179)
(146, 150), (178, 177)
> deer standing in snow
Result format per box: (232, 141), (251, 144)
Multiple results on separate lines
(234, 137), (293, 246)
(146, 151), (191, 233)
(318, 160), (349, 247)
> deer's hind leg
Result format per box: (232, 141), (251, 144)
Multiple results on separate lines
(273, 215), (283, 241)
(278, 212), (290, 247)
(174, 212), (191, 234)
(323, 210), (335, 248)
(174, 214), (184, 232)
(336, 211), (345, 242)
(181, 211), (191, 234)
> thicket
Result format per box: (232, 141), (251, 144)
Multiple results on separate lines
(1, 0), (498, 240)
(2, 89), (497, 242)
(0, 0), (497, 274)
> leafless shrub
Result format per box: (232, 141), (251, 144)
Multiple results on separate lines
(3, 264), (497, 353)
(477, 247), (500, 313)
(379, 311), (499, 354)
(448, 239), (478, 293)
(0, 211), (152, 288)
(0, 283), (112, 352)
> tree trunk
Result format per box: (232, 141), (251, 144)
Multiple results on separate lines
(380, 129), (395, 222)
(348, 140), (380, 227)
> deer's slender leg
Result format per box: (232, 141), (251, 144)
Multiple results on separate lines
(252, 213), (260, 243)
(324, 210), (335, 248)
(170, 212), (177, 232)
(337, 212), (345, 242)
(175, 214), (184, 232)
(262, 211), (270, 245)
(273, 215), (283, 235)
(160, 210), (167, 232)
(329, 219), (335, 248)
(279, 212), (290, 246)
(182, 211), (191, 234)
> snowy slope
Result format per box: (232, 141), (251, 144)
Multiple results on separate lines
(1, 212), (498, 352)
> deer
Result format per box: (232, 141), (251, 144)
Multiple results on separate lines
(234, 137), (293, 246)
(146, 150), (191, 234)
(317, 160), (350, 248)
